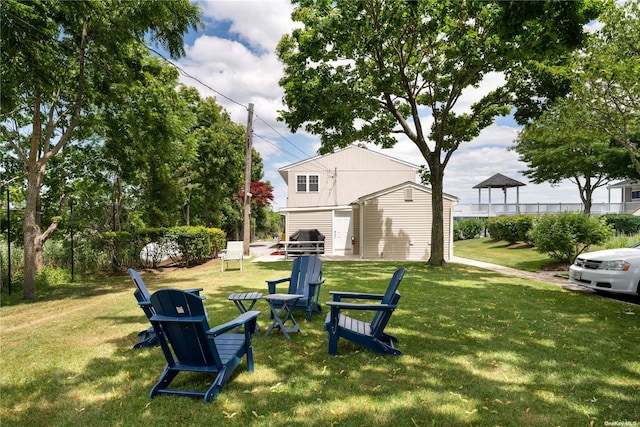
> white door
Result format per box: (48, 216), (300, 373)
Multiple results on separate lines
(333, 211), (353, 255)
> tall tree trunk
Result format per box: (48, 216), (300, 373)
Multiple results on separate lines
(428, 163), (446, 266)
(23, 158), (44, 299)
(113, 173), (123, 232)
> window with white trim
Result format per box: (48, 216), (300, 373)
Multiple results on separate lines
(296, 174), (319, 193)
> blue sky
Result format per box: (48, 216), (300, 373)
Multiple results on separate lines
(158, 0), (618, 211)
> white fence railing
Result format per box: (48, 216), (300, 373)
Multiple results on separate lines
(453, 202), (634, 217)
(277, 240), (325, 258)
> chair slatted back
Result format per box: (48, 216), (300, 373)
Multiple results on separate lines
(370, 268), (406, 336)
(129, 268), (151, 302)
(150, 289), (222, 368)
(289, 255), (323, 297)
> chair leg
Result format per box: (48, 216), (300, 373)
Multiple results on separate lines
(150, 366), (179, 399)
(328, 332), (339, 355)
(204, 370), (227, 403)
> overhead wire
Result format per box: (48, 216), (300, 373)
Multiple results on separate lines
(145, 45), (335, 174)
(4, 7), (335, 176)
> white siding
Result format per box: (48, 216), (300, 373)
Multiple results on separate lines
(283, 146), (418, 208)
(286, 210), (334, 253)
(361, 185), (453, 261)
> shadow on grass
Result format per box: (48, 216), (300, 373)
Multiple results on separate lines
(2, 262), (638, 426)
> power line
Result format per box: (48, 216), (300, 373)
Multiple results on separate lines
(145, 46), (331, 171)
(5, 8), (326, 174)
(145, 46), (249, 111)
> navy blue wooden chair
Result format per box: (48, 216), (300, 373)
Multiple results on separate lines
(266, 255), (325, 321)
(325, 268), (406, 355)
(128, 268), (203, 349)
(148, 289), (260, 403)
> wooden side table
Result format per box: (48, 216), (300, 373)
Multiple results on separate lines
(262, 294), (304, 339)
(228, 292), (263, 334)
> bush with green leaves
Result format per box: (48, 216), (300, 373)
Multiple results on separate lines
(486, 215), (535, 243)
(454, 218), (485, 240)
(601, 214), (640, 235)
(528, 212), (613, 263)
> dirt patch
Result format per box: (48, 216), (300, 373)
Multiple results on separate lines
(542, 262), (571, 271)
(506, 242), (534, 249)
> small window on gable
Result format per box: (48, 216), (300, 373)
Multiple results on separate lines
(404, 188), (413, 201)
(309, 175), (319, 192)
(297, 175), (307, 192)
(296, 174), (320, 193)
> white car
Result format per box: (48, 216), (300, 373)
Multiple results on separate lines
(569, 243), (640, 295)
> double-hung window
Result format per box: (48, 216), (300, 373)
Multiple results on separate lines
(296, 174), (319, 193)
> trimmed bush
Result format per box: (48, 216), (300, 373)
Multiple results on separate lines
(601, 214), (640, 235)
(486, 215), (535, 244)
(454, 218), (485, 240)
(528, 212), (613, 263)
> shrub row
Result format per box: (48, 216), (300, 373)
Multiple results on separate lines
(600, 214), (640, 235)
(38, 226), (226, 274)
(102, 226), (226, 271)
(486, 215), (535, 244)
(454, 218), (486, 240)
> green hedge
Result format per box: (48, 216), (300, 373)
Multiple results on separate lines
(486, 215), (535, 244)
(101, 226), (226, 272)
(454, 218), (486, 240)
(601, 214), (640, 235)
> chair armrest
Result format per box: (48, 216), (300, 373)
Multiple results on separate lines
(207, 310), (261, 337)
(185, 288), (204, 297)
(266, 277), (291, 294)
(329, 291), (384, 302)
(326, 301), (397, 311)
(150, 314), (203, 323)
(138, 300), (152, 308)
(307, 279), (325, 301)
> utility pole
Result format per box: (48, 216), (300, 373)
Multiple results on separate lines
(243, 103), (254, 256)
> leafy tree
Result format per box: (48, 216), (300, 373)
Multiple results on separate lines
(189, 95), (247, 234)
(529, 212), (612, 263)
(276, 0), (600, 265)
(513, 97), (637, 214)
(572, 0), (640, 174)
(100, 53), (199, 229)
(0, 0), (201, 299)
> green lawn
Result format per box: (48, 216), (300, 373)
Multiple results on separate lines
(1, 260), (638, 426)
(454, 237), (557, 272)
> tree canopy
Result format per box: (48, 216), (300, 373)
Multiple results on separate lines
(277, 0), (601, 265)
(571, 0), (640, 174)
(513, 97), (636, 214)
(1, 1), (277, 299)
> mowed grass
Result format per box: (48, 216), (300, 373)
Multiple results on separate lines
(1, 259), (638, 426)
(454, 237), (557, 272)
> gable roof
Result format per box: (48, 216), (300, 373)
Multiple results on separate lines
(608, 180), (640, 189)
(473, 173), (525, 189)
(354, 181), (458, 203)
(278, 145), (420, 181)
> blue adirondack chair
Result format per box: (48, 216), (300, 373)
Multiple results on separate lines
(325, 267), (406, 355)
(148, 288), (260, 403)
(266, 255), (325, 321)
(128, 268), (203, 349)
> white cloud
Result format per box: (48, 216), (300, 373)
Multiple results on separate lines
(199, 0), (296, 52)
(173, 3), (613, 211)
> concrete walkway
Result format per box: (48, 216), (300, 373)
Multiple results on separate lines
(450, 256), (590, 293)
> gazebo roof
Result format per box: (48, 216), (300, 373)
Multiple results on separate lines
(473, 173), (525, 189)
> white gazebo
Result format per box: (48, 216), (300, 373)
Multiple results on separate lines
(473, 173), (526, 214)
